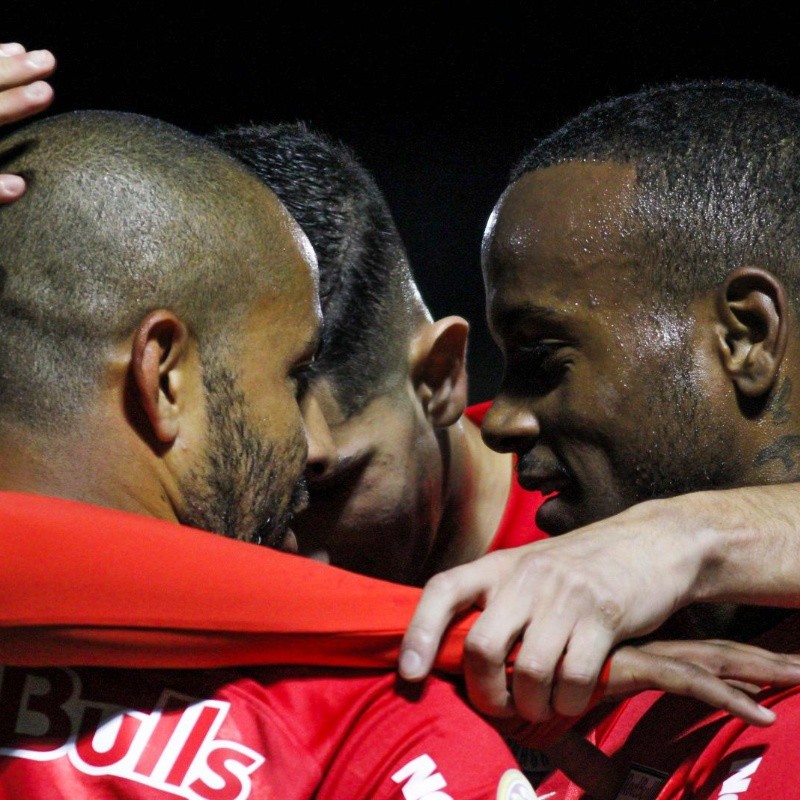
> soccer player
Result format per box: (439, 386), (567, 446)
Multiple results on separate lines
(458, 78), (800, 797)
(208, 121), (549, 586)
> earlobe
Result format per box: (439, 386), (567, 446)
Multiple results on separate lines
(131, 311), (192, 444)
(410, 316), (470, 427)
(715, 267), (788, 398)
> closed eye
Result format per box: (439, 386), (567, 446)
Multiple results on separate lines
(504, 341), (571, 394)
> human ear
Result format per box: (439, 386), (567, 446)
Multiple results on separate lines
(715, 267), (788, 398)
(130, 310), (194, 444)
(410, 316), (470, 426)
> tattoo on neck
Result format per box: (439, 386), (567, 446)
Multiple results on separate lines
(754, 434), (800, 476)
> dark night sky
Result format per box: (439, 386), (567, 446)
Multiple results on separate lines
(5, 2), (800, 401)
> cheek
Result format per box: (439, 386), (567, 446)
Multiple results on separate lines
(257, 394), (307, 462)
(552, 369), (625, 437)
(342, 444), (423, 529)
(352, 451), (415, 515)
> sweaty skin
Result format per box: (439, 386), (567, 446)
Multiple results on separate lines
(399, 161), (800, 724)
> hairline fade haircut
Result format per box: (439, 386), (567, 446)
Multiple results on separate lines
(0, 110), (289, 431)
(510, 79), (800, 312)
(209, 121), (425, 418)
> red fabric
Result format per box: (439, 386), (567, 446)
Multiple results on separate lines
(464, 402), (549, 550)
(537, 613), (800, 799)
(0, 490), (600, 749)
(0, 491), (465, 671)
(0, 663), (528, 799)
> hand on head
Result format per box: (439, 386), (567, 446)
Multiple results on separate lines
(0, 43), (55, 202)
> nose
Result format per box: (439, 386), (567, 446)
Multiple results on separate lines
(481, 395), (541, 454)
(302, 393), (337, 480)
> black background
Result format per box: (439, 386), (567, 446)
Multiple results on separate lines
(5, 2), (800, 402)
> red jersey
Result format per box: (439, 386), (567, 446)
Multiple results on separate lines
(0, 490), (594, 751)
(464, 402), (548, 550)
(0, 663), (535, 799)
(0, 490), (467, 672)
(537, 613), (800, 799)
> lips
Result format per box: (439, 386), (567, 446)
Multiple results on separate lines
(517, 473), (569, 496)
(515, 456), (571, 496)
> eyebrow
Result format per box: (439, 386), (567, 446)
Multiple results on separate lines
(490, 302), (560, 336)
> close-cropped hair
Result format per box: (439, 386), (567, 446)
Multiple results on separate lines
(0, 110), (282, 430)
(209, 122), (422, 417)
(512, 80), (800, 310)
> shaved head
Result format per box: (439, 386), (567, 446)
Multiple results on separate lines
(0, 110), (299, 429)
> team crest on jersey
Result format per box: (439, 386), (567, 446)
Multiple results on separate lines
(0, 666), (265, 800)
(496, 768), (539, 799)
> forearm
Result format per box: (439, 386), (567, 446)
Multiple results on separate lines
(660, 484), (800, 607)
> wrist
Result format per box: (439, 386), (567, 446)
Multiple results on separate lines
(658, 489), (750, 604)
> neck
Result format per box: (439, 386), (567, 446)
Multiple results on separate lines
(0, 418), (177, 523)
(424, 413), (513, 575)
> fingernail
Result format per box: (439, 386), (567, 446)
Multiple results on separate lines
(399, 649), (423, 680)
(23, 81), (50, 101)
(0, 43), (25, 57)
(26, 50), (55, 70)
(756, 705), (776, 724)
(0, 175), (25, 196)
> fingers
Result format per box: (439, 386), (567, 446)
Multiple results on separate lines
(502, 615), (568, 722)
(399, 563), (495, 681)
(474, 561), (624, 722)
(0, 45), (56, 126)
(637, 638), (800, 687)
(0, 44), (25, 57)
(547, 619), (617, 719)
(0, 174), (25, 203)
(607, 645), (777, 727)
(0, 43), (56, 204)
(399, 543), (636, 723)
(460, 578), (547, 718)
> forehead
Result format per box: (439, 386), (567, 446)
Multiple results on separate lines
(483, 161), (639, 329)
(272, 204), (321, 315)
(244, 199), (321, 349)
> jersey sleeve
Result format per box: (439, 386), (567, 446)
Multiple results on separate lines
(0, 491), (470, 673)
(316, 675), (539, 800)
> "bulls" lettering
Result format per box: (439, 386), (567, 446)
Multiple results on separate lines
(0, 666), (264, 800)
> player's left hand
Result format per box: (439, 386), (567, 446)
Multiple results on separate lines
(400, 498), (696, 722)
(496, 637), (800, 754)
